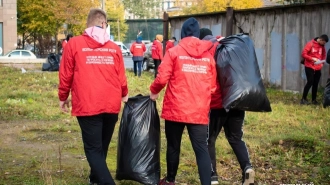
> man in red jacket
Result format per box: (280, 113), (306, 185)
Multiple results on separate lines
(199, 28), (255, 185)
(58, 8), (128, 185)
(301, 34), (328, 105)
(130, 38), (146, 77)
(151, 34), (163, 78)
(150, 17), (217, 185)
(165, 36), (176, 53)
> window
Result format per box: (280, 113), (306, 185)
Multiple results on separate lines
(123, 46), (127, 50)
(9, 51), (20, 57)
(22, 51), (32, 57)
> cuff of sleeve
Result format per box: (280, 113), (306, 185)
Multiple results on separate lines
(150, 85), (159, 95)
(122, 87), (128, 97)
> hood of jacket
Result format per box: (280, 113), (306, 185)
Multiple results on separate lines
(179, 37), (213, 58)
(153, 39), (161, 45)
(83, 26), (110, 48)
(202, 35), (218, 43)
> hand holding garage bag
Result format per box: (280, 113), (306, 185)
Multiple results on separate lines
(215, 34), (271, 112)
(116, 95), (160, 185)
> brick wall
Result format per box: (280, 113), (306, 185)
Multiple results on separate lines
(0, 0), (17, 55)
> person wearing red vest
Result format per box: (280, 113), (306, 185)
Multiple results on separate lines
(58, 8), (128, 185)
(165, 36), (176, 52)
(151, 34), (163, 78)
(301, 34), (328, 105)
(130, 38), (146, 77)
(150, 18), (217, 185)
(199, 28), (255, 185)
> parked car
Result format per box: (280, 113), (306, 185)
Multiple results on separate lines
(114, 41), (131, 56)
(143, 44), (154, 71)
(0, 50), (37, 59)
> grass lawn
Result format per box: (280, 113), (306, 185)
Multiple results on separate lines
(0, 65), (329, 185)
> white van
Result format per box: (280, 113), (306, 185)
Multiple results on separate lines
(114, 41), (130, 56)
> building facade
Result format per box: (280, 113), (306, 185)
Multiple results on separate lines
(125, 0), (197, 19)
(0, 0), (17, 55)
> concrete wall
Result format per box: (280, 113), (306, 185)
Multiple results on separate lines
(0, 0), (17, 55)
(0, 59), (47, 64)
(168, 3), (330, 92)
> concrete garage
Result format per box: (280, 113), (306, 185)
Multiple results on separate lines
(0, 0), (17, 56)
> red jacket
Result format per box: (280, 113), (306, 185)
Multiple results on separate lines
(58, 33), (128, 116)
(302, 39), (326, 71)
(209, 41), (222, 109)
(62, 40), (67, 49)
(151, 40), (163, 60)
(165, 41), (174, 52)
(130, 42), (146, 57)
(150, 37), (217, 124)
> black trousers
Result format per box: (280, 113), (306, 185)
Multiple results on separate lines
(165, 120), (211, 185)
(77, 113), (118, 185)
(154, 59), (161, 78)
(303, 66), (321, 101)
(208, 109), (251, 175)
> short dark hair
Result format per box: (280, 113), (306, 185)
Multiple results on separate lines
(319, 34), (329, 42)
(66, 34), (73, 41)
(172, 37), (177, 41)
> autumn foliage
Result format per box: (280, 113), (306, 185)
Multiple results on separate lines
(180, 0), (264, 15)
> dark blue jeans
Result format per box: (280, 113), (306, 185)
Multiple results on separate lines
(133, 60), (142, 76)
(77, 113), (118, 185)
(165, 120), (211, 185)
(208, 109), (251, 175)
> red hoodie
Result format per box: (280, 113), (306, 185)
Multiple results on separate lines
(302, 38), (326, 71)
(58, 31), (128, 116)
(209, 41), (222, 109)
(150, 37), (217, 124)
(203, 35), (222, 109)
(165, 41), (174, 52)
(151, 40), (163, 60)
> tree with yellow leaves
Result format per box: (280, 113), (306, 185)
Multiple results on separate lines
(17, 0), (99, 53)
(182, 0), (263, 15)
(105, 0), (128, 41)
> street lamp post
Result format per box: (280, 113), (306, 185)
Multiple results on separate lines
(102, 0), (105, 11)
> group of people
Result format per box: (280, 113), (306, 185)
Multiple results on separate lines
(129, 33), (177, 78)
(58, 8), (253, 185)
(57, 7), (330, 185)
(149, 18), (254, 185)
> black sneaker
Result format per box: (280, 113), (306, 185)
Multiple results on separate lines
(312, 100), (319, 105)
(242, 167), (255, 185)
(300, 99), (310, 105)
(211, 175), (219, 185)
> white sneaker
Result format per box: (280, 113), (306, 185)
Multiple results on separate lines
(211, 175), (219, 185)
(242, 168), (255, 185)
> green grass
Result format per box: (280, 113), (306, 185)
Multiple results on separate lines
(0, 65), (329, 185)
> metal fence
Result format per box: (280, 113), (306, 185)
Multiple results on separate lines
(124, 19), (163, 45)
(165, 2), (330, 92)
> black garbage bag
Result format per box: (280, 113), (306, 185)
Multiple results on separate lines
(42, 63), (51, 71)
(47, 53), (60, 71)
(323, 79), (330, 108)
(215, 34), (272, 112)
(116, 95), (160, 185)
